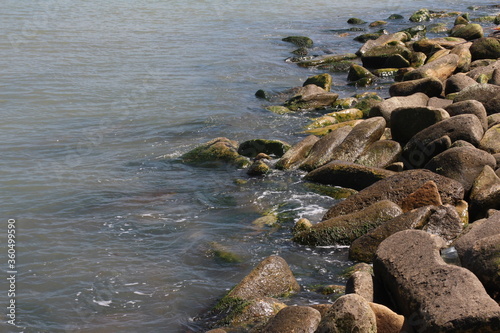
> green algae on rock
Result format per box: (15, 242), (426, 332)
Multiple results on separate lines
(181, 137), (249, 167)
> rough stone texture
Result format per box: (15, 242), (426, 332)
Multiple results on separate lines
(303, 73), (332, 91)
(350, 206), (434, 262)
(304, 161), (395, 191)
(284, 84), (339, 111)
(361, 44), (412, 69)
(368, 302), (405, 333)
(424, 204), (465, 243)
(402, 114), (484, 169)
(354, 140), (402, 169)
(427, 97), (453, 109)
(445, 100), (488, 131)
(304, 119), (363, 136)
(424, 146), (496, 192)
(390, 106), (450, 145)
(400, 180), (442, 212)
(226, 297), (287, 326)
(357, 32), (408, 57)
(470, 37), (500, 60)
(466, 59), (500, 81)
(316, 294), (377, 333)
(444, 73), (478, 95)
(260, 306), (321, 333)
(345, 269), (374, 302)
(282, 36), (313, 48)
(310, 304), (332, 317)
(450, 41), (472, 72)
(299, 126), (352, 171)
(293, 200), (403, 246)
(238, 139), (291, 158)
(368, 92), (429, 125)
(181, 137), (249, 167)
(275, 135), (319, 170)
(454, 211), (500, 260)
(488, 113), (500, 128)
(480, 124), (500, 154)
(403, 54), (459, 81)
(322, 169), (464, 220)
(450, 23), (484, 40)
(453, 83), (500, 115)
(206, 329), (227, 333)
(389, 77), (443, 97)
(412, 37), (467, 55)
(470, 165), (500, 217)
(247, 160), (270, 176)
(374, 230), (500, 333)
(348, 64), (376, 81)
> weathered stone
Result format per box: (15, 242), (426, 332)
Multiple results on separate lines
(470, 37), (500, 60)
(480, 124), (500, 154)
(424, 204), (465, 243)
(488, 113), (500, 128)
(284, 84), (339, 111)
(368, 302), (405, 333)
(450, 41), (472, 72)
(261, 306), (321, 333)
(238, 139), (291, 158)
(305, 161), (395, 191)
(369, 20), (387, 27)
(275, 135), (319, 170)
(402, 114), (484, 169)
(369, 92), (429, 124)
(345, 268), (374, 302)
(265, 105), (292, 115)
(424, 146), (496, 192)
(325, 108), (364, 123)
(361, 44), (412, 69)
(206, 329), (227, 333)
(403, 54), (459, 81)
(303, 73), (332, 91)
(410, 8), (431, 22)
(389, 77), (443, 97)
(208, 242), (243, 264)
(382, 54), (410, 68)
(444, 73), (478, 95)
(445, 99), (488, 131)
(299, 126), (352, 171)
(427, 97), (453, 109)
(354, 92), (384, 116)
(350, 206), (434, 262)
(374, 230), (500, 332)
(450, 23), (484, 40)
(390, 106), (450, 145)
(466, 60), (500, 81)
(347, 64), (375, 81)
(297, 53), (358, 67)
(470, 165), (500, 217)
(354, 32), (384, 43)
(490, 68), (500, 85)
(181, 137), (249, 167)
(247, 160), (270, 176)
(400, 180), (442, 212)
(322, 169), (464, 220)
(453, 84), (500, 116)
(410, 51), (427, 67)
(282, 36), (313, 48)
(412, 37), (467, 55)
(303, 120), (363, 136)
(221, 297), (286, 327)
(354, 140), (402, 169)
(293, 200), (403, 246)
(426, 48), (451, 64)
(454, 211), (500, 259)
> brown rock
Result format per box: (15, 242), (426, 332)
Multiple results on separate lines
(424, 204), (465, 243)
(369, 92), (429, 125)
(345, 269), (374, 302)
(450, 41), (472, 72)
(261, 306), (321, 333)
(427, 97), (452, 109)
(403, 54), (460, 81)
(480, 124), (500, 154)
(444, 73), (478, 95)
(354, 140), (402, 169)
(453, 83), (500, 115)
(389, 77), (443, 97)
(445, 100), (488, 131)
(400, 180), (442, 212)
(275, 135), (319, 170)
(368, 302), (405, 333)
(470, 165), (500, 218)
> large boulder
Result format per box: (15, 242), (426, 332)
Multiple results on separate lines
(444, 73), (478, 95)
(181, 137), (249, 167)
(322, 169), (464, 220)
(389, 77), (443, 97)
(445, 100), (488, 131)
(260, 306), (321, 333)
(450, 23), (484, 40)
(354, 140), (402, 169)
(470, 37), (500, 60)
(284, 84), (339, 111)
(403, 54), (459, 81)
(369, 92), (429, 124)
(453, 83), (500, 115)
(374, 230), (500, 332)
(275, 135), (319, 170)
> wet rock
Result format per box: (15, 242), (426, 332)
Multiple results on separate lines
(400, 180), (443, 212)
(450, 23), (484, 40)
(426, 48), (451, 64)
(424, 146), (496, 192)
(374, 230), (500, 333)
(389, 77), (443, 97)
(445, 99), (488, 131)
(181, 137), (249, 167)
(345, 265), (374, 302)
(316, 294), (377, 333)
(424, 204), (465, 243)
(293, 200), (403, 246)
(361, 44), (412, 69)
(470, 37), (500, 60)
(390, 106), (450, 145)
(238, 139), (290, 158)
(354, 140), (402, 169)
(208, 242), (243, 264)
(480, 124), (500, 154)
(327, 108), (364, 123)
(353, 92), (384, 116)
(402, 114), (484, 169)
(247, 160), (270, 176)
(284, 84), (339, 111)
(305, 161), (395, 191)
(303, 73), (332, 91)
(369, 20), (387, 27)
(444, 73), (478, 95)
(347, 64), (375, 81)
(401, 24), (427, 40)
(403, 54), (459, 81)
(369, 92), (429, 124)
(261, 306), (321, 333)
(354, 32), (384, 43)
(470, 165), (500, 217)
(322, 169), (464, 220)
(348, 17), (367, 25)
(303, 119), (363, 136)
(368, 302), (404, 333)
(388, 14), (404, 20)
(297, 53), (358, 67)
(282, 36), (313, 48)
(350, 206), (434, 262)
(357, 32), (408, 57)
(265, 105), (292, 115)
(410, 8), (431, 22)
(275, 135), (319, 170)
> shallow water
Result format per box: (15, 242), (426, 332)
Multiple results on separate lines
(0, 0), (498, 332)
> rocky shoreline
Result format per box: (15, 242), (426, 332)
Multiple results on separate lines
(183, 6), (500, 333)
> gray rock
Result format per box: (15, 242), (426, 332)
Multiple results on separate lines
(261, 306), (321, 333)
(445, 100), (488, 131)
(304, 161), (395, 191)
(322, 169), (464, 220)
(424, 146), (496, 192)
(390, 106), (450, 145)
(466, 59), (500, 81)
(369, 92), (429, 125)
(374, 230), (500, 332)
(450, 41), (472, 72)
(488, 113), (500, 128)
(345, 267), (374, 302)
(316, 294), (377, 333)
(470, 165), (500, 217)
(480, 124), (500, 154)
(427, 97), (453, 109)
(444, 73), (478, 95)
(404, 54), (459, 81)
(354, 140), (402, 169)
(454, 83), (500, 115)
(389, 77), (443, 97)
(275, 135), (319, 170)
(424, 204), (465, 243)
(490, 68), (500, 86)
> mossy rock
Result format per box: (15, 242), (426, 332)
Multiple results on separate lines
(208, 242), (243, 264)
(472, 16), (497, 23)
(348, 64), (375, 81)
(252, 214), (278, 228)
(369, 20), (387, 27)
(303, 73), (333, 91)
(182, 137), (249, 167)
(332, 97), (358, 110)
(247, 160), (271, 176)
(326, 108), (364, 123)
(470, 37), (500, 60)
(428, 23), (449, 34)
(354, 33), (384, 43)
(410, 8), (431, 22)
(303, 119), (363, 136)
(353, 92), (383, 116)
(388, 14), (404, 20)
(265, 105), (292, 115)
(400, 24), (426, 40)
(238, 139), (291, 158)
(318, 60), (355, 72)
(372, 68), (399, 77)
(348, 17), (366, 25)
(297, 53), (358, 67)
(292, 47), (309, 56)
(305, 115), (338, 130)
(450, 23), (483, 40)
(304, 182), (358, 199)
(282, 36), (313, 48)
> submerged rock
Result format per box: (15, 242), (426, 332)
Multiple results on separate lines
(238, 139), (290, 158)
(303, 73), (333, 91)
(181, 137), (249, 167)
(282, 36), (313, 48)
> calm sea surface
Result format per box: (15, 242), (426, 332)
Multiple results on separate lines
(0, 0), (497, 332)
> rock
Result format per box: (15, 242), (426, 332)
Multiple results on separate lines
(410, 8), (431, 22)
(453, 83), (500, 115)
(350, 206), (435, 262)
(388, 14), (404, 20)
(247, 160), (270, 176)
(390, 106), (450, 145)
(424, 146), (496, 192)
(389, 77), (443, 97)
(426, 48), (451, 64)
(369, 92), (429, 124)
(374, 230), (500, 332)
(303, 73), (332, 91)
(297, 53), (358, 67)
(450, 41), (472, 72)
(345, 267), (374, 302)
(470, 165), (500, 217)
(445, 99), (488, 131)
(354, 32), (384, 43)
(354, 140), (402, 169)
(260, 306), (321, 333)
(293, 200), (403, 246)
(322, 169), (464, 220)
(275, 135), (319, 170)
(299, 126), (352, 171)
(348, 17), (367, 24)
(284, 84), (339, 111)
(490, 68), (500, 85)
(450, 23), (484, 40)
(361, 44), (412, 69)
(305, 161), (395, 191)
(282, 36), (313, 48)
(488, 113), (500, 128)
(480, 124), (500, 154)
(427, 97), (453, 109)
(403, 54), (460, 81)
(368, 303), (405, 333)
(265, 105), (292, 115)
(400, 180), (443, 212)
(444, 73), (478, 95)
(470, 37), (500, 60)
(467, 60), (500, 81)
(402, 114), (484, 169)
(208, 242), (243, 264)
(369, 20), (387, 27)
(316, 294), (377, 333)
(354, 92), (384, 116)
(181, 137), (249, 167)
(238, 139), (290, 158)
(303, 120), (363, 136)
(357, 32), (408, 57)
(347, 64), (375, 81)
(206, 329), (227, 333)
(424, 204), (465, 243)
